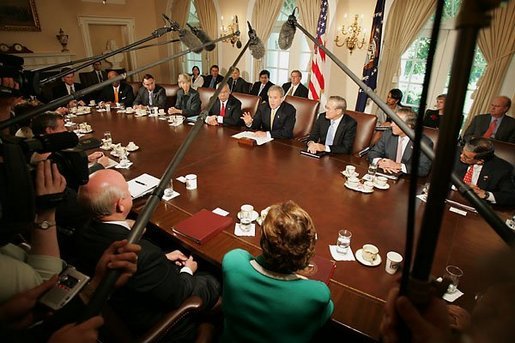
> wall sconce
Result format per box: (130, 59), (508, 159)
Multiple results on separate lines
(220, 15), (241, 48)
(56, 28), (69, 52)
(334, 14), (366, 54)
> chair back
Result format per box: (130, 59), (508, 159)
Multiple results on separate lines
(285, 95), (319, 138)
(345, 110), (378, 154)
(232, 92), (261, 117)
(161, 83), (180, 108)
(492, 140), (515, 166)
(422, 127), (439, 150)
(197, 87), (217, 112)
(128, 82), (141, 98)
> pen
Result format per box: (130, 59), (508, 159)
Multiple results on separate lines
(135, 180), (146, 186)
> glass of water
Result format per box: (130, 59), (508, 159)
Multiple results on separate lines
(445, 265), (463, 293)
(337, 229), (352, 254)
(103, 131), (112, 145)
(164, 180), (174, 198)
(368, 162), (378, 177)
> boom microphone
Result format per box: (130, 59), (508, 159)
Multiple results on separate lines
(179, 28), (203, 53)
(278, 9), (297, 50)
(247, 22), (265, 60)
(187, 24), (216, 52)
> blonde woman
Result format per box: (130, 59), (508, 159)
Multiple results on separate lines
(168, 73), (201, 117)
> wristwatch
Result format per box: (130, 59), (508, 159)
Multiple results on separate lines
(35, 220), (56, 230)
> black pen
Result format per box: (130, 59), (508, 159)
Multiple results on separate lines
(135, 180), (146, 186)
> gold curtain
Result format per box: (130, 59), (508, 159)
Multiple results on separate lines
(373, 0), (436, 114)
(297, 0), (321, 54)
(465, 1), (515, 127)
(251, 0), (284, 80)
(193, 0), (218, 72)
(168, 0), (190, 82)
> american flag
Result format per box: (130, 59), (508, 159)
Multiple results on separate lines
(308, 0), (328, 102)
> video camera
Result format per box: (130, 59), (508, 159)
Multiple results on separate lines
(0, 53), (40, 98)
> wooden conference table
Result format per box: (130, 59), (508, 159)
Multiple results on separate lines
(75, 109), (510, 340)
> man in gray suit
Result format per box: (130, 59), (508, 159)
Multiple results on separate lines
(462, 96), (515, 143)
(368, 108), (433, 176)
(133, 74), (167, 109)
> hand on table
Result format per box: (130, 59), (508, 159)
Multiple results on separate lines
(307, 141), (325, 153)
(254, 131), (267, 138)
(168, 107), (181, 115)
(206, 115), (218, 126)
(378, 158), (401, 174)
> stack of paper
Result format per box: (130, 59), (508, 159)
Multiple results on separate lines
(232, 131), (274, 146)
(128, 173), (160, 198)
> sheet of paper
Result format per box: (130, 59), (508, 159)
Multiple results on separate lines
(234, 223), (255, 237)
(128, 173), (160, 198)
(449, 207), (467, 216)
(212, 208), (229, 216)
(231, 131), (274, 146)
(329, 245), (356, 261)
(176, 176), (186, 183)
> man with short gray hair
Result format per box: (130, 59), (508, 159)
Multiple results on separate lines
(463, 96), (515, 143)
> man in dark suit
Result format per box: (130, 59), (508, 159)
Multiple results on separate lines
(463, 96), (515, 143)
(75, 169), (221, 341)
(250, 69), (274, 105)
(282, 70), (309, 98)
(98, 70), (135, 106)
(228, 67), (249, 93)
(51, 68), (85, 105)
(307, 96), (357, 154)
(202, 64), (224, 89)
(87, 61), (108, 85)
(368, 108), (433, 176)
(133, 73), (166, 109)
(242, 85), (296, 139)
(454, 137), (515, 206)
(206, 83), (243, 126)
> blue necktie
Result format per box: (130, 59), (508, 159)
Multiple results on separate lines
(149, 91), (153, 106)
(209, 77), (216, 88)
(326, 120), (336, 146)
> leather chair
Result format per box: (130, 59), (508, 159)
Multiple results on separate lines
(161, 83), (180, 108)
(285, 95), (319, 139)
(102, 296), (213, 343)
(232, 92), (261, 117)
(128, 81), (141, 98)
(345, 110), (378, 154)
(492, 139), (515, 166)
(197, 87), (216, 112)
(422, 127), (439, 150)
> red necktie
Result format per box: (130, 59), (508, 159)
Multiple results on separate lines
(483, 119), (497, 138)
(220, 102), (226, 117)
(463, 165), (474, 184)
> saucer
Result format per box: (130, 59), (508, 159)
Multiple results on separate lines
(341, 170), (359, 178)
(344, 182), (360, 191)
(237, 210), (259, 222)
(373, 182), (390, 190)
(126, 145), (139, 152)
(355, 249), (382, 267)
(78, 129), (93, 134)
(361, 187), (374, 194)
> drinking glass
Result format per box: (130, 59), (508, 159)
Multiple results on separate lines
(367, 162), (378, 177)
(337, 229), (352, 254)
(103, 131), (112, 146)
(445, 265), (463, 293)
(164, 180), (174, 198)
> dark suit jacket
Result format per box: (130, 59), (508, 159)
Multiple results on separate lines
(98, 82), (135, 106)
(133, 84), (167, 108)
(250, 81), (274, 104)
(202, 74), (224, 88)
(251, 101), (296, 139)
(282, 82), (309, 98)
(454, 155), (515, 206)
(463, 114), (515, 143)
(209, 95), (243, 126)
(308, 114), (357, 154)
(51, 82), (83, 101)
(368, 130), (434, 176)
(228, 77), (249, 93)
(74, 221), (220, 335)
(423, 109), (441, 128)
(175, 88), (201, 117)
(87, 70), (108, 85)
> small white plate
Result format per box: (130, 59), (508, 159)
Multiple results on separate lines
(78, 129), (93, 134)
(344, 182), (360, 191)
(355, 249), (382, 267)
(341, 170), (359, 178)
(237, 210), (259, 222)
(126, 145), (139, 152)
(373, 182), (390, 190)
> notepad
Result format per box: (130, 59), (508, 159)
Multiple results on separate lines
(300, 149), (326, 159)
(172, 209), (234, 244)
(128, 173), (160, 198)
(232, 131), (274, 146)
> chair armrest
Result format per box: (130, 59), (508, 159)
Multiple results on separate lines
(140, 296), (203, 343)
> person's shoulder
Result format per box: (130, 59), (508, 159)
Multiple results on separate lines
(223, 249), (252, 266)
(296, 278), (331, 299)
(282, 101), (296, 111)
(344, 113), (357, 124)
(229, 95), (241, 105)
(490, 155), (513, 170)
(282, 82), (291, 88)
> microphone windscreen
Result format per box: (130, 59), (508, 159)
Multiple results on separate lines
(179, 29), (203, 53)
(195, 29), (216, 52)
(278, 21), (295, 50)
(250, 37), (265, 60)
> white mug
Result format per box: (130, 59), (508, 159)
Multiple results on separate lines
(362, 244), (379, 263)
(345, 165), (356, 175)
(385, 251), (403, 274)
(374, 176), (388, 187)
(347, 176), (360, 188)
(185, 174), (197, 190)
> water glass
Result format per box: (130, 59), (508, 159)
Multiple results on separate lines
(367, 162), (378, 176)
(103, 131), (112, 145)
(337, 229), (352, 254)
(445, 265), (463, 293)
(163, 180), (174, 198)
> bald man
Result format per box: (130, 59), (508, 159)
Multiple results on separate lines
(97, 70), (135, 106)
(75, 170), (220, 341)
(463, 96), (515, 143)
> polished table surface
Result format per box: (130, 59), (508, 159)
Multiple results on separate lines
(74, 110), (510, 340)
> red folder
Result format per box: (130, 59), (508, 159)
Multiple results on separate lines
(297, 255), (336, 285)
(172, 209), (233, 244)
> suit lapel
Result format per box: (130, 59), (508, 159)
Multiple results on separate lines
(402, 139), (413, 163)
(333, 117), (347, 144)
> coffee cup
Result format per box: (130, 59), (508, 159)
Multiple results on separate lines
(185, 174), (197, 190)
(345, 165), (356, 175)
(158, 108), (165, 115)
(240, 204), (254, 219)
(347, 176), (360, 188)
(105, 103), (111, 111)
(89, 100), (96, 106)
(127, 141), (137, 149)
(126, 106), (133, 113)
(362, 244), (379, 263)
(363, 181), (374, 192)
(385, 251), (403, 274)
(374, 176), (388, 187)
